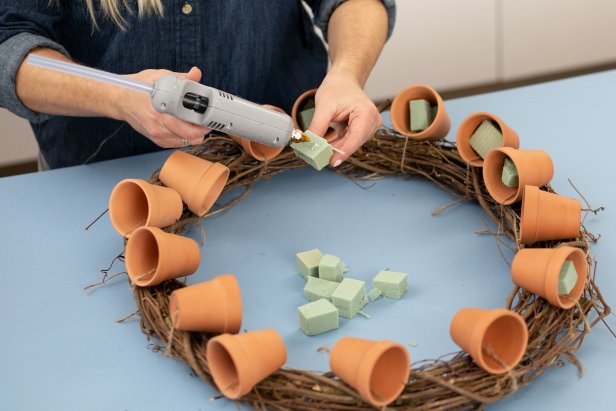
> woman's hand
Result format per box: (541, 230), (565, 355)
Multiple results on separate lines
(308, 67), (382, 167)
(117, 67), (211, 148)
(308, 0), (388, 167)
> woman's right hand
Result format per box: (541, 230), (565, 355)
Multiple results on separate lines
(117, 67), (211, 148)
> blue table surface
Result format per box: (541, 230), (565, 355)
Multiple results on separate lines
(1, 72), (615, 411)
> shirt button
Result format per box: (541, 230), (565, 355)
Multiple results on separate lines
(181, 3), (192, 15)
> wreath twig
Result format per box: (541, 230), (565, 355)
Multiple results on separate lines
(120, 129), (611, 410)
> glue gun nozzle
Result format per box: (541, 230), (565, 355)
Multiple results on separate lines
(291, 129), (311, 143)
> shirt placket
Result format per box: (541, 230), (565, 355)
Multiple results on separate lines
(174, 0), (199, 72)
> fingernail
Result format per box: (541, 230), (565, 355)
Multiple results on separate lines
(333, 159), (342, 168)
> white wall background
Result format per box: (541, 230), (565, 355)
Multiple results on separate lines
(0, 109), (39, 167)
(2, 0), (616, 168)
(365, 0), (616, 100)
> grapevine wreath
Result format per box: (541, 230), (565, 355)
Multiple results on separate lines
(97, 88), (612, 410)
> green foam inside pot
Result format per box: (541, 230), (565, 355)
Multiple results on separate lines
(331, 277), (365, 319)
(469, 120), (502, 159)
(304, 276), (339, 302)
(368, 287), (383, 301)
(298, 298), (339, 336)
(296, 248), (322, 279)
(299, 107), (315, 131)
(559, 260), (578, 295)
(319, 254), (344, 282)
(373, 270), (408, 299)
(502, 158), (519, 188)
(291, 130), (333, 171)
(431, 105), (438, 119)
(302, 98), (315, 111)
(409, 99), (433, 132)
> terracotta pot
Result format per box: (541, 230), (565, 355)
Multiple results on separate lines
(229, 105), (286, 161)
(329, 337), (410, 407)
(450, 308), (528, 375)
(291, 89), (337, 142)
(511, 246), (587, 309)
(207, 329), (286, 399)
(455, 112), (520, 167)
(108, 179), (183, 237)
(390, 84), (450, 141)
(125, 226), (200, 287)
(169, 274), (242, 333)
(520, 185), (582, 244)
(483, 147), (554, 205)
(159, 150), (230, 217)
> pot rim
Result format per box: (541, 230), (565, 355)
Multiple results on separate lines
(456, 112), (510, 168)
(188, 162), (230, 216)
(126, 226), (163, 287)
(545, 247), (588, 308)
(291, 89), (337, 141)
(390, 83), (446, 141)
(109, 178), (156, 236)
(483, 147), (521, 205)
(356, 340), (410, 407)
(469, 309), (528, 375)
(520, 184), (541, 244)
(207, 334), (247, 399)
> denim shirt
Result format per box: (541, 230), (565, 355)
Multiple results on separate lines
(0, 1), (395, 169)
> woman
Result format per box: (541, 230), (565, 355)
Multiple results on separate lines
(0, 0), (394, 169)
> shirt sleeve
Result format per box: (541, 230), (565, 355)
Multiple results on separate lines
(306, 0), (396, 42)
(0, 3), (71, 123)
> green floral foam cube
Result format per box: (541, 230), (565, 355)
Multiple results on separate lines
(331, 278), (365, 319)
(304, 276), (339, 302)
(368, 287), (383, 301)
(299, 107), (315, 131)
(559, 260), (578, 295)
(502, 158), (519, 188)
(298, 298), (339, 336)
(319, 254), (344, 282)
(291, 131), (333, 171)
(469, 120), (502, 159)
(296, 248), (322, 279)
(409, 99), (433, 132)
(373, 270), (408, 299)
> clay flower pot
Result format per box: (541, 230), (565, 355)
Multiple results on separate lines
(456, 112), (520, 167)
(125, 226), (200, 287)
(450, 308), (528, 375)
(229, 105), (286, 161)
(291, 89), (337, 142)
(329, 337), (410, 407)
(511, 246), (588, 309)
(483, 147), (554, 205)
(520, 185), (582, 244)
(108, 178), (183, 237)
(207, 329), (287, 399)
(159, 150), (230, 217)
(169, 274), (242, 333)
(390, 84), (450, 141)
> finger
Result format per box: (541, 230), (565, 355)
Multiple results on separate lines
(180, 66), (202, 83)
(189, 136), (206, 146)
(151, 122), (187, 148)
(326, 121), (348, 144)
(330, 109), (381, 167)
(162, 114), (211, 142)
(307, 102), (336, 139)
